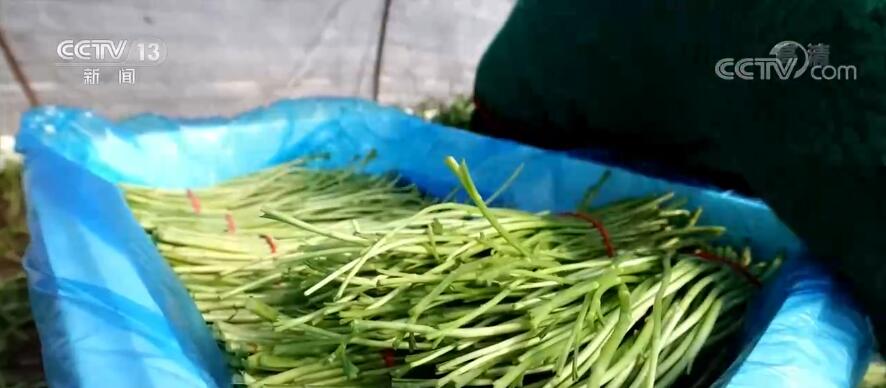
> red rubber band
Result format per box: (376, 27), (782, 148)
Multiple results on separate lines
(562, 212), (615, 257)
(225, 213), (236, 234)
(381, 349), (396, 368)
(693, 250), (762, 287)
(186, 189), (202, 214)
(261, 234), (278, 254)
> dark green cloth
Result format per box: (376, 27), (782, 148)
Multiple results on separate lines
(473, 0), (886, 346)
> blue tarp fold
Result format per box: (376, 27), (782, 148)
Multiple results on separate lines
(15, 98), (873, 387)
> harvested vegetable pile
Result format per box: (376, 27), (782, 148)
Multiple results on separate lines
(410, 96), (474, 129)
(123, 153), (780, 388)
(0, 159), (44, 388)
(865, 355), (886, 388)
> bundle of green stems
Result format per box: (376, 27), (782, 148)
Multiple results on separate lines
(124, 155), (780, 388)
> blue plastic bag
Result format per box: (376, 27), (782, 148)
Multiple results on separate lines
(15, 98), (873, 387)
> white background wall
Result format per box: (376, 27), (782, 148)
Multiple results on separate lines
(0, 0), (515, 134)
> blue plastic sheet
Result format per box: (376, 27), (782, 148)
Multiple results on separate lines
(15, 98), (873, 387)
